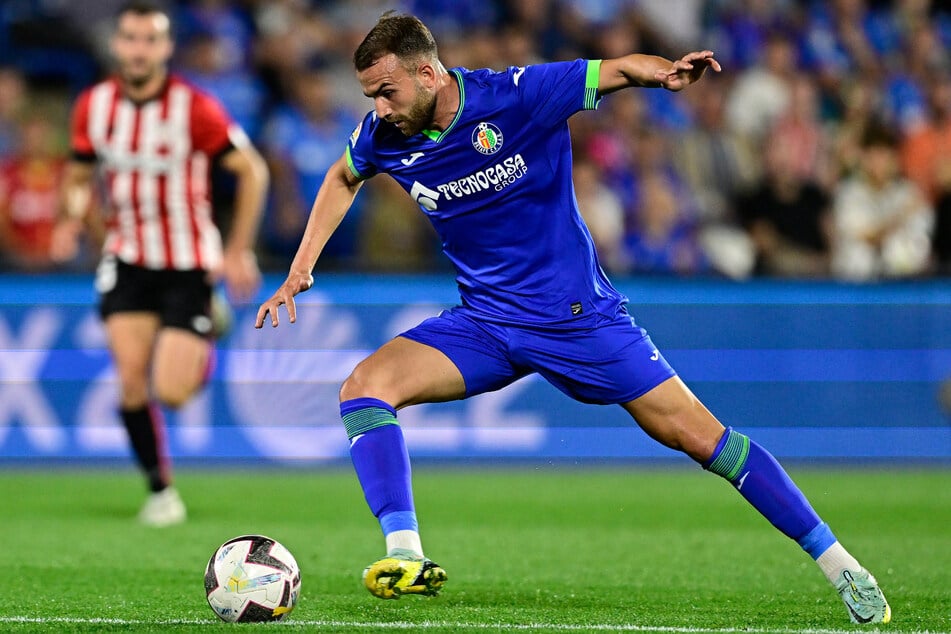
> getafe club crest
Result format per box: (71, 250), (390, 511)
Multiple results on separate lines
(472, 122), (503, 154)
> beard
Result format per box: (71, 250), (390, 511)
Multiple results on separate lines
(120, 59), (160, 88)
(396, 89), (437, 137)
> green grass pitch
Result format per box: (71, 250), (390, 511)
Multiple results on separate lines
(0, 465), (948, 633)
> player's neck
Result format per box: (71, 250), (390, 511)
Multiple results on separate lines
(429, 71), (459, 132)
(121, 69), (169, 104)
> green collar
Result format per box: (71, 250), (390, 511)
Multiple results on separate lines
(420, 69), (465, 143)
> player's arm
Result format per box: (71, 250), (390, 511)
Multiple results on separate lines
(218, 143), (269, 302)
(598, 50), (721, 94)
(50, 160), (97, 262)
(255, 153), (363, 328)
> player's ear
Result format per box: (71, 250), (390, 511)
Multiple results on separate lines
(415, 61), (437, 88)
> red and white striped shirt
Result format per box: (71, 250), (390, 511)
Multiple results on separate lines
(71, 74), (248, 271)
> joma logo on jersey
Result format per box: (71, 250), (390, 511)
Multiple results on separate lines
(471, 122), (503, 154)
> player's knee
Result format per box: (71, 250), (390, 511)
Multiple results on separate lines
(339, 372), (368, 402)
(153, 381), (198, 410)
(117, 374), (150, 408)
(339, 363), (390, 403)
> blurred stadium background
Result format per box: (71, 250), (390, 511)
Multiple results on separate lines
(0, 0), (948, 464)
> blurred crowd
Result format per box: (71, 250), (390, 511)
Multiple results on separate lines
(0, 0), (950, 280)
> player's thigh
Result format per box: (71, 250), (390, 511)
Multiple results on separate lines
(518, 311), (675, 404)
(342, 307), (522, 408)
(341, 336), (467, 408)
(104, 312), (161, 398)
(151, 327), (211, 407)
(620, 375), (724, 461)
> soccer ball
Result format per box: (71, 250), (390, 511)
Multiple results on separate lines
(204, 534), (301, 622)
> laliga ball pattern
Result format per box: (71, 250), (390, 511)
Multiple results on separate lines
(204, 534), (301, 622)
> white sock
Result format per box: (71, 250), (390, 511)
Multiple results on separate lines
(816, 542), (863, 584)
(385, 530), (423, 558)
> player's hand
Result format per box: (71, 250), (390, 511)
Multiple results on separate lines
(654, 50), (721, 91)
(222, 247), (261, 304)
(254, 271), (314, 328)
(49, 218), (84, 263)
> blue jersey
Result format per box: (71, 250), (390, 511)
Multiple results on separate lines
(345, 59), (627, 327)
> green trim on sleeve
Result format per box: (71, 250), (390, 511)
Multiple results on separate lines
(345, 145), (364, 180)
(584, 59), (602, 110)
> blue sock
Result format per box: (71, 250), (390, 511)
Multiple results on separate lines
(703, 427), (837, 559)
(341, 398), (418, 535)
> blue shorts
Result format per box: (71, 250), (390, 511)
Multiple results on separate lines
(400, 307), (676, 405)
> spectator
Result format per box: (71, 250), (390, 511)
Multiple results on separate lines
(934, 181), (951, 274)
(357, 176), (441, 272)
(173, 0), (255, 74)
(831, 122), (934, 280)
(724, 31), (796, 145)
(901, 74), (951, 205)
(735, 132), (831, 277)
(0, 67), (27, 159)
(253, 0), (340, 104)
(674, 77), (760, 226)
(176, 30), (269, 141)
(801, 0), (880, 89)
(879, 21), (946, 134)
(624, 171), (708, 276)
(826, 75), (881, 182)
(766, 75), (832, 187)
(702, 0), (795, 71)
(574, 157), (627, 273)
(260, 55), (360, 268)
(0, 115), (71, 271)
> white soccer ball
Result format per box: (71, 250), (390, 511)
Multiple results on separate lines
(204, 534), (302, 622)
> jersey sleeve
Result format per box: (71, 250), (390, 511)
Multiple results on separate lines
(344, 112), (379, 181)
(191, 91), (248, 158)
(513, 59), (602, 128)
(69, 89), (97, 162)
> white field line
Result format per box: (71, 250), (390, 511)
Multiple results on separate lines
(0, 616), (930, 633)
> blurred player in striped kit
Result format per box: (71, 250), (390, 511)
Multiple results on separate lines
(52, 0), (268, 526)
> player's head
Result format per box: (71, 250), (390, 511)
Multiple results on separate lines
(354, 12), (443, 136)
(111, 0), (174, 88)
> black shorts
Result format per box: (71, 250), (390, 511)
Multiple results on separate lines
(97, 256), (213, 337)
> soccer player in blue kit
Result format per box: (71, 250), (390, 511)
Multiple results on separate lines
(256, 12), (890, 624)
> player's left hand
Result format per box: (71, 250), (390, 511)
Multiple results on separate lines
(654, 51), (721, 91)
(222, 247), (261, 304)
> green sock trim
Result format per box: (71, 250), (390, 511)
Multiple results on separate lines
(707, 430), (750, 481)
(342, 407), (398, 439)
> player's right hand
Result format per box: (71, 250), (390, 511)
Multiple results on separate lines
(254, 272), (314, 328)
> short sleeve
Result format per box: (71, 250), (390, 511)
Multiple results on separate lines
(514, 59), (602, 128)
(345, 112), (378, 181)
(69, 90), (97, 162)
(191, 91), (244, 157)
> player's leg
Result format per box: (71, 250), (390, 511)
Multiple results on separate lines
(151, 327), (212, 408)
(622, 377), (890, 624)
(98, 258), (185, 525)
(341, 309), (518, 598)
(135, 268), (216, 526)
(340, 336), (464, 599)
(152, 266), (216, 408)
(103, 312), (184, 517)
